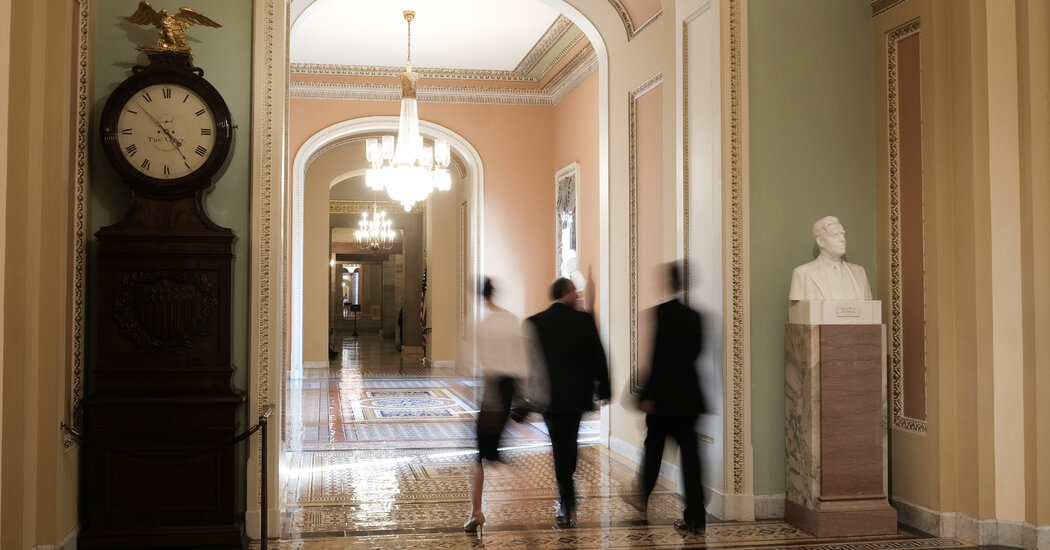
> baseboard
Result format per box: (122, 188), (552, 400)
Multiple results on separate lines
(62, 528), (78, 550)
(751, 493), (782, 520)
(302, 360), (329, 369)
(432, 360), (456, 368)
(892, 497), (1049, 549)
(244, 507), (280, 539)
(609, 435), (641, 465)
(32, 528), (78, 550)
(608, 436), (680, 494)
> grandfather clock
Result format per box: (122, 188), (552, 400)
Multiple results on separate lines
(79, 27), (246, 549)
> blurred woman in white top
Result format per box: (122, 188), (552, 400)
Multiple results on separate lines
(464, 277), (530, 536)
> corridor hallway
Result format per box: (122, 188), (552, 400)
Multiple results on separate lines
(263, 332), (986, 549)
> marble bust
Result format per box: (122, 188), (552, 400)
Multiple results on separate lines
(789, 216), (872, 301)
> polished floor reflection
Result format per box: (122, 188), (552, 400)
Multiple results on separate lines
(260, 332), (988, 549)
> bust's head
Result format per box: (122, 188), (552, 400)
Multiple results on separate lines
(812, 216), (847, 260)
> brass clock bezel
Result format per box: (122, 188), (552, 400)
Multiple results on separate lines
(100, 63), (232, 199)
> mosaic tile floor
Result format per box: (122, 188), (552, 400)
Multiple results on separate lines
(265, 332), (986, 550)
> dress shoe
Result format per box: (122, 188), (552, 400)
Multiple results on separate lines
(554, 502), (575, 525)
(463, 511), (486, 536)
(673, 518), (705, 535)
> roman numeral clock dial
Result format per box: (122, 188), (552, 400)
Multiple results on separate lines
(115, 83), (216, 180)
(100, 54), (232, 199)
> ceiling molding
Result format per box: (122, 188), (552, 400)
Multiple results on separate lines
(291, 63), (536, 82)
(513, 15), (576, 74)
(292, 15), (581, 84)
(291, 44), (597, 106)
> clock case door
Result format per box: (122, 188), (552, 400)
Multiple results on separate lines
(81, 51), (246, 550)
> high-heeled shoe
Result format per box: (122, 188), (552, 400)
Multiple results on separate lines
(463, 511), (486, 536)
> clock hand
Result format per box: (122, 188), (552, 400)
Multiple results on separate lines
(133, 100), (192, 169)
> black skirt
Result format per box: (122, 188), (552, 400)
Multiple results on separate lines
(476, 375), (517, 462)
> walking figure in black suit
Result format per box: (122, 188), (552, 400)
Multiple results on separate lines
(526, 277), (611, 525)
(636, 262), (707, 535)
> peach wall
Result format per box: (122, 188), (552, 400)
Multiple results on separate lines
(553, 72), (601, 319)
(291, 98), (555, 323)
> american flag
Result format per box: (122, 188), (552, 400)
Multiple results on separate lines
(420, 261), (428, 348)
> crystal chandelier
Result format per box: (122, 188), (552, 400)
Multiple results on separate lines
(355, 199), (395, 251)
(365, 10), (452, 212)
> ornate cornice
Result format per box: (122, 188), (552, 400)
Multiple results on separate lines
(292, 15), (579, 84)
(535, 30), (586, 81)
(291, 44), (597, 106)
(608, 0), (662, 41)
(515, 15), (576, 74)
(628, 72), (663, 396)
(329, 200), (421, 214)
(291, 63), (536, 82)
(886, 18), (926, 434)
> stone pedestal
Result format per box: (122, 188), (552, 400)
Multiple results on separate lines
(784, 323), (897, 537)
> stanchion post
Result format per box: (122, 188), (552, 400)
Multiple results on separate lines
(259, 405), (273, 550)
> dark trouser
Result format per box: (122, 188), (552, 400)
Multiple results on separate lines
(642, 414), (705, 527)
(543, 411), (584, 512)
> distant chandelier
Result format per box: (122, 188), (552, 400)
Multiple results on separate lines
(355, 199), (395, 251)
(365, 10), (452, 212)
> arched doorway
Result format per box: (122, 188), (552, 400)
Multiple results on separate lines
(245, 0), (628, 539)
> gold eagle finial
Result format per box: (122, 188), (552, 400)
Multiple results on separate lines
(125, 1), (221, 60)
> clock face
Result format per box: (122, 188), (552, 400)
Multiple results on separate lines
(115, 83), (218, 180)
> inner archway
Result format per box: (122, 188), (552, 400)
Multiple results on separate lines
(289, 116), (485, 373)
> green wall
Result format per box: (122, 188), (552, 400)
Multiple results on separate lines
(748, 0), (876, 496)
(89, 0), (254, 509)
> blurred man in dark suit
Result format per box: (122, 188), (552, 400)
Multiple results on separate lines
(527, 277), (611, 525)
(636, 262), (706, 534)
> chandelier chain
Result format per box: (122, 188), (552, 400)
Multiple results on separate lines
(405, 11), (413, 67)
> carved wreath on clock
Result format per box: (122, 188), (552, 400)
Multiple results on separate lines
(112, 271), (217, 354)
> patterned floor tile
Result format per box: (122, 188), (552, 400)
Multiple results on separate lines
(266, 333), (982, 550)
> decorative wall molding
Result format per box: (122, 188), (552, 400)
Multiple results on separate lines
(886, 18), (927, 434)
(248, 0), (286, 538)
(728, 0), (749, 497)
(607, 0), (662, 41)
(628, 72), (663, 396)
(290, 44), (597, 106)
(70, 0), (91, 449)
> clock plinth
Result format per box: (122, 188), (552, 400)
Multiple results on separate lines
(81, 50), (245, 550)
